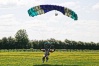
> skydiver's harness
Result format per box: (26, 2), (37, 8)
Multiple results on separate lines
(44, 44), (55, 57)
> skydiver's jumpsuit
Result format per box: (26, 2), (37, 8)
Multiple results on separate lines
(42, 44), (50, 63)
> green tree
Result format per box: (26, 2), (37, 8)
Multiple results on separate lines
(7, 36), (15, 49)
(0, 39), (2, 49)
(15, 29), (29, 49)
(2, 37), (8, 49)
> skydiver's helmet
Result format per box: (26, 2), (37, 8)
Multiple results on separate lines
(44, 42), (51, 50)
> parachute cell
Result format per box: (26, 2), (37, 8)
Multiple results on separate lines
(28, 4), (78, 20)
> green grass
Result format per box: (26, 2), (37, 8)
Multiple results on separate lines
(0, 51), (99, 66)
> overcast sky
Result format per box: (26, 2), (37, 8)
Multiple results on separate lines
(0, 0), (99, 42)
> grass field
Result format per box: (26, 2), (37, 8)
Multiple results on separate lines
(0, 51), (99, 66)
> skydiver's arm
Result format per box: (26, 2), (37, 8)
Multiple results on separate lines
(49, 49), (55, 52)
(40, 49), (45, 52)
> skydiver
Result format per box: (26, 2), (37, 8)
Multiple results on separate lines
(41, 42), (55, 63)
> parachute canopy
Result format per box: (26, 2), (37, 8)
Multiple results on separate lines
(28, 4), (78, 20)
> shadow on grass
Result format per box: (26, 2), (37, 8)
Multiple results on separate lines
(33, 64), (79, 66)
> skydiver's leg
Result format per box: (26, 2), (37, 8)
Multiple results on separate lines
(42, 51), (47, 63)
(46, 56), (49, 62)
(42, 56), (45, 63)
(45, 51), (49, 62)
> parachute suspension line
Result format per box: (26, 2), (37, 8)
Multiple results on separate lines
(55, 10), (58, 16)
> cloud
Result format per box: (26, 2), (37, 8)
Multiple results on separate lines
(0, 14), (19, 26)
(0, 0), (44, 8)
(69, 20), (99, 42)
(61, 2), (76, 6)
(0, 0), (18, 8)
(92, 3), (99, 10)
(59, 1), (80, 10)
(0, 14), (22, 38)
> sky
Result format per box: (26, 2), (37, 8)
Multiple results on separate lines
(0, 0), (99, 42)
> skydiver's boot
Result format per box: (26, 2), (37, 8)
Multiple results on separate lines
(42, 57), (45, 63)
(46, 57), (49, 62)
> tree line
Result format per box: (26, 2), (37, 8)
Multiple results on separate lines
(0, 29), (99, 50)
